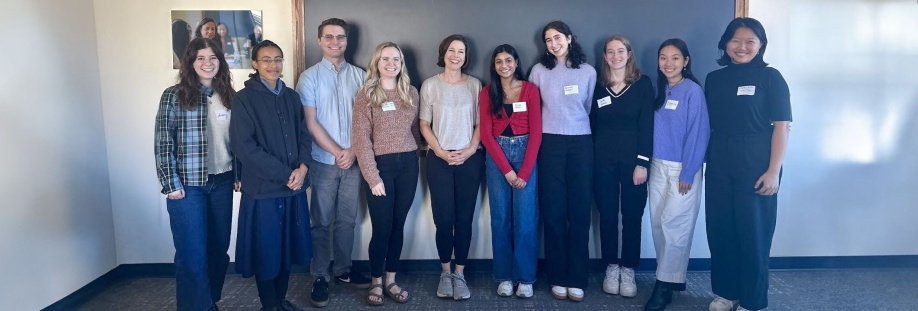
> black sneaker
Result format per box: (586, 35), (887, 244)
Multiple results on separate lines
(336, 271), (372, 289)
(311, 278), (329, 308)
(280, 300), (304, 311)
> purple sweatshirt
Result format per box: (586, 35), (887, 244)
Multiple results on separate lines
(528, 62), (596, 135)
(653, 79), (710, 184)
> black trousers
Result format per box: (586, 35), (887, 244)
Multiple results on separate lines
(255, 270), (290, 309)
(594, 161), (647, 268)
(426, 149), (484, 266)
(705, 134), (779, 310)
(365, 152), (419, 278)
(538, 134), (593, 289)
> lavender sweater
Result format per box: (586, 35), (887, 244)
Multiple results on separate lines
(528, 62), (596, 135)
(653, 79), (710, 184)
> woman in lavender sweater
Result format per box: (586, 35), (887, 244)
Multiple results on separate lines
(528, 20), (596, 302)
(644, 38), (710, 311)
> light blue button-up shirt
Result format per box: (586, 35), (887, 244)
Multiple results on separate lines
(295, 58), (366, 165)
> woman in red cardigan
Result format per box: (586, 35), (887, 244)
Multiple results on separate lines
(479, 44), (542, 299)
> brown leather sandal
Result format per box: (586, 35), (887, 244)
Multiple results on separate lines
(385, 283), (410, 303)
(366, 283), (384, 306)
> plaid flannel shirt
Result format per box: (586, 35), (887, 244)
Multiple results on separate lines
(154, 85), (215, 194)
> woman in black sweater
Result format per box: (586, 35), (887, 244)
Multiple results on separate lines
(589, 35), (654, 299)
(704, 18), (791, 311)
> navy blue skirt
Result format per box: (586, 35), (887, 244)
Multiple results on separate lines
(235, 192), (313, 279)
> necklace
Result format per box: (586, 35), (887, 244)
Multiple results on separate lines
(605, 82), (631, 98)
(666, 77), (685, 96)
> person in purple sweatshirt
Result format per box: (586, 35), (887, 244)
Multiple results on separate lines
(528, 20), (596, 302)
(643, 38), (710, 311)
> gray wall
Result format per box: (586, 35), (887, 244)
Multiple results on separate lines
(301, 0), (736, 261)
(304, 0), (734, 88)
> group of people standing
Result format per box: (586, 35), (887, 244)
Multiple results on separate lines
(172, 17), (264, 69)
(155, 16), (790, 311)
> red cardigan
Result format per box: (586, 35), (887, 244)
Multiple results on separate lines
(478, 81), (542, 182)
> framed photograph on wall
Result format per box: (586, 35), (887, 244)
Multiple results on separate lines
(171, 10), (263, 69)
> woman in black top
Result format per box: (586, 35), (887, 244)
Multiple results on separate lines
(704, 18), (791, 311)
(589, 35), (653, 299)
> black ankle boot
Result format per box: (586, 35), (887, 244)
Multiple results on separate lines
(644, 281), (673, 311)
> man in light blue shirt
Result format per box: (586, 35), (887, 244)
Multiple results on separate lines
(295, 17), (368, 308)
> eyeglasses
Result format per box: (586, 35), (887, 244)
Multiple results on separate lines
(257, 58), (284, 65)
(322, 35), (347, 42)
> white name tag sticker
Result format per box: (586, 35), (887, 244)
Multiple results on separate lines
(512, 102), (527, 112)
(665, 100), (679, 110)
(737, 86), (756, 96)
(382, 101), (396, 111)
(597, 96), (612, 108)
(216, 110), (231, 121)
(564, 85), (579, 95)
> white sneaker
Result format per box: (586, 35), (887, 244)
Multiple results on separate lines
(603, 264), (621, 295)
(516, 283), (533, 298)
(551, 286), (568, 300)
(709, 296), (737, 311)
(567, 287), (584, 301)
(620, 267), (637, 297)
(497, 281), (513, 297)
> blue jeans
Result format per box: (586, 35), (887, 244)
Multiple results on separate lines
(485, 136), (539, 284)
(166, 172), (234, 311)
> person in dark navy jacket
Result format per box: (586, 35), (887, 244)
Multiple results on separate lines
(704, 18), (792, 311)
(230, 40), (313, 311)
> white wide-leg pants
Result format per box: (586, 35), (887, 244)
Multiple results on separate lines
(648, 158), (703, 284)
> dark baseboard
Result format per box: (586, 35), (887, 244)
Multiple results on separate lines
(41, 265), (128, 311)
(43, 255), (918, 310)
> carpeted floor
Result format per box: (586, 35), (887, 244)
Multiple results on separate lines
(74, 268), (918, 310)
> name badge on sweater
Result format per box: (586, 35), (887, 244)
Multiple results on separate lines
(564, 85), (579, 95)
(216, 110), (231, 121)
(512, 102), (527, 112)
(597, 96), (612, 108)
(382, 102), (396, 111)
(665, 100), (679, 110)
(737, 86), (756, 96)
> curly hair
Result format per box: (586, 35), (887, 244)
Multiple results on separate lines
(539, 21), (586, 69)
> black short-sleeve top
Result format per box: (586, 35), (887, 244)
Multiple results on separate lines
(704, 63), (792, 137)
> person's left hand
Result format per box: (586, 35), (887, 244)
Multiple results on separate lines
(448, 147), (476, 165)
(633, 166), (648, 185)
(755, 170), (780, 196)
(336, 148), (356, 170)
(678, 181), (692, 195)
(287, 164), (308, 190)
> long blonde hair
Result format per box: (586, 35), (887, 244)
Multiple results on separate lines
(362, 42), (413, 107)
(601, 35), (642, 88)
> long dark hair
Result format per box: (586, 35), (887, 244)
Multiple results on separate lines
(171, 19), (191, 59)
(178, 38), (235, 111)
(194, 17), (220, 42)
(654, 39), (700, 111)
(539, 21), (586, 69)
(488, 44), (525, 118)
(716, 17), (768, 66)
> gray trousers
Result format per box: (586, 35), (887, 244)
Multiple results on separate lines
(308, 161), (361, 280)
